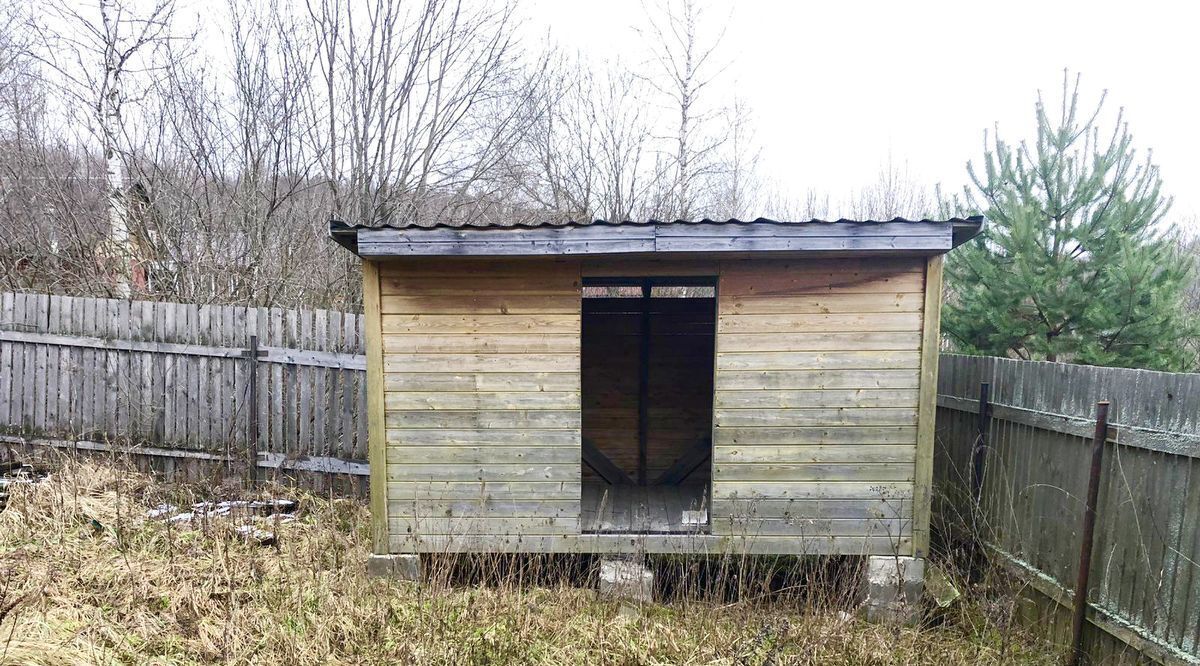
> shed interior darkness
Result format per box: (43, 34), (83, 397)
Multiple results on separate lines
(580, 278), (715, 533)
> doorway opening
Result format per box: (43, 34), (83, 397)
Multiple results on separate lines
(580, 277), (716, 534)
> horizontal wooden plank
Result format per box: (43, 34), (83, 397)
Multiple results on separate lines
(382, 334), (579, 354)
(0, 331), (367, 370)
(382, 314), (580, 334)
(381, 294), (579, 315)
(718, 331), (921, 352)
(714, 408), (918, 428)
(2, 434), (234, 462)
(259, 346), (365, 370)
(385, 391), (580, 411)
(383, 353), (579, 374)
(385, 372), (579, 392)
(714, 444), (915, 464)
(388, 516), (581, 535)
(389, 533), (911, 556)
(720, 263), (924, 296)
(387, 481), (581, 501)
(582, 258), (719, 277)
(714, 462), (915, 482)
(718, 312), (921, 333)
(389, 499), (580, 518)
(380, 274), (582, 296)
(714, 426), (917, 446)
(716, 351), (921, 371)
(386, 429), (580, 446)
(711, 498), (913, 520)
(719, 256), (925, 275)
(715, 389), (919, 409)
(386, 446), (578, 465)
(257, 452), (369, 476)
(712, 481), (914, 501)
(712, 517), (910, 537)
(719, 292), (922, 315)
(716, 369), (919, 390)
(386, 463), (578, 482)
(584, 297), (713, 315)
(386, 410), (580, 430)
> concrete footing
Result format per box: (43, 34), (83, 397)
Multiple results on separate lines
(861, 555), (925, 625)
(598, 559), (654, 602)
(367, 553), (421, 581)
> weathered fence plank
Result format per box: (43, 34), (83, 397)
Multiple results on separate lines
(0, 292), (369, 487)
(935, 354), (1200, 664)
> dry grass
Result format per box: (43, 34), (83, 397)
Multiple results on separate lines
(0, 458), (1057, 665)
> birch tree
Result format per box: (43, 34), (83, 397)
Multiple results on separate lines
(640, 0), (728, 219)
(32, 0), (185, 296)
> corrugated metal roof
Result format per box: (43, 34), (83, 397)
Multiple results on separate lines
(331, 215), (985, 231)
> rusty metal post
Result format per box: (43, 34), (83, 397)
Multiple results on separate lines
(1068, 400), (1110, 666)
(246, 335), (261, 485)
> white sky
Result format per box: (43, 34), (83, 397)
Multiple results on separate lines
(525, 0), (1200, 228)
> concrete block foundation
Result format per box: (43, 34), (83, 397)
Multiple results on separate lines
(861, 555), (925, 625)
(598, 559), (654, 603)
(367, 554), (421, 581)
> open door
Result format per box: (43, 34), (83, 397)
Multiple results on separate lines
(579, 277), (716, 534)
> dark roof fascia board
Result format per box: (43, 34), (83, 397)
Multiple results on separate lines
(351, 221), (958, 257)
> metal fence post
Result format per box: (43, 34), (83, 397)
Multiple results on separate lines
(1069, 400), (1111, 666)
(246, 335), (261, 484)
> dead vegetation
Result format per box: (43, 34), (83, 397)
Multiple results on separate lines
(0, 457), (1056, 665)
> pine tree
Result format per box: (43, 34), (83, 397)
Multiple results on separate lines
(944, 73), (1197, 371)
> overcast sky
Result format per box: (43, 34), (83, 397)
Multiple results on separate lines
(525, 0), (1200, 228)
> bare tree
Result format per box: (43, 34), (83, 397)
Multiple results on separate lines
(639, 0), (729, 219)
(712, 94), (759, 219)
(29, 0), (188, 296)
(505, 54), (655, 222)
(847, 157), (937, 220)
(302, 0), (531, 227)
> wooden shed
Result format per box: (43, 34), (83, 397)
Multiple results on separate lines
(330, 216), (983, 566)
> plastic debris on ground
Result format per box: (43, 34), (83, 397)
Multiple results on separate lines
(146, 497), (298, 545)
(1, 460), (50, 511)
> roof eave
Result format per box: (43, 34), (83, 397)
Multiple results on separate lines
(951, 215), (986, 248)
(328, 219), (359, 254)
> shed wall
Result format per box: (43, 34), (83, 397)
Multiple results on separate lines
(374, 255), (933, 555)
(377, 260), (582, 546)
(711, 257), (925, 554)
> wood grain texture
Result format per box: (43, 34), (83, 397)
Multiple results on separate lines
(388, 533), (911, 555)
(712, 256), (925, 547)
(912, 254), (943, 558)
(363, 261), (389, 554)
(380, 260), (583, 545)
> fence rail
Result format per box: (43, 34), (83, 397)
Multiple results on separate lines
(0, 292), (368, 487)
(935, 354), (1200, 664)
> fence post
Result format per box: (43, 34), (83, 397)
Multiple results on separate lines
(245, 335), (261, 484)
(1068, 400), (1110, 666)
(971, 381), (991, 507)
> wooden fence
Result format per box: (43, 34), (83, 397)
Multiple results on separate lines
(935, 354), (1200, 664)
(0, 292), (368, 489)
(5, 291), (1200, 661)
